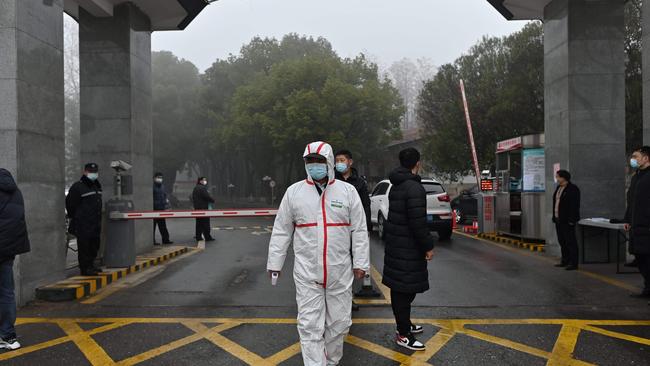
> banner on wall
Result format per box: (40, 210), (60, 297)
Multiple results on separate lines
(522, 148), (545, 192)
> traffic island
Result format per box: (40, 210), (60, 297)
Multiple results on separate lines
(477, 233), (545, 252)
(35, 246), (190, 302)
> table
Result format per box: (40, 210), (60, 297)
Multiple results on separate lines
(578, 219), (637, 274)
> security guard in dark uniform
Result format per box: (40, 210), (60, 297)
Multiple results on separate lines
(66, 163), (103, 276)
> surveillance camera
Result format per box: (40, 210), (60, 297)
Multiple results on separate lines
(110, 160), (132, 172)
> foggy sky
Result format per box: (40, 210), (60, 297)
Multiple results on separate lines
(152, 0), (528, 72)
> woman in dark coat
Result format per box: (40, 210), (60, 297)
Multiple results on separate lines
(382, 148), (435, 351)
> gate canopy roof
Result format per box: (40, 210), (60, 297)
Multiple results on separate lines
(64, 0), (208, 30)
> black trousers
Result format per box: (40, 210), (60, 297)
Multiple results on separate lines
(153, 219), (170, 243)
(637, 254), (650, 292)
(555, 222), (579, 266)
(195, 218), (212, 240)
(391, 289), (417, 336)
(77, 236), (100, 271)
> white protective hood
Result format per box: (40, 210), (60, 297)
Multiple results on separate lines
(303, 141), (335, 185)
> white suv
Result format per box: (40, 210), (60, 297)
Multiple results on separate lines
(370, 179), (453, 241)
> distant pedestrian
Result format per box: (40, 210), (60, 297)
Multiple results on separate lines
(0, 169), (30, 351)
(383, 148), (435, 351)
(66, 163), (103, 276)
(552, 169), (581, 271)
(153, 173), (173, 245)
(624, 146), (650, 299)
(192, 177), (215, 242)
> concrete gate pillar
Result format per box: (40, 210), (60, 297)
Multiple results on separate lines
(79, 3), (153, 253)
(543, 0), (626, 255)
(0, 0), (66, 304)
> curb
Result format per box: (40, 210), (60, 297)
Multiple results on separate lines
(36, 246), (190, 302)
(476, 233), (545, 252)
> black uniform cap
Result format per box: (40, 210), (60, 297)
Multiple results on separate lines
(84, 163), (99, 173)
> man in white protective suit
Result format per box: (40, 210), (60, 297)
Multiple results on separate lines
(267, 141), (370, 366)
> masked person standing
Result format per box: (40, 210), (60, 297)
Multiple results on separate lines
(153, 173), (173, 245)
(192, 177), (215, 242)
(267, 141), (370, 366)
(335, 150), (371, 231)
(66, 163), (103, 276)
(551, 170), (581, 271)
(383, 148), (434, 351)
(0, 169), (30, 351)
(624, 146), (650, 299)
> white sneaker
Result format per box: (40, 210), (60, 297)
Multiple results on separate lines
(0, 336), (21, 350)
(396, 334), (425, 351)
(396, 324), (424, 335)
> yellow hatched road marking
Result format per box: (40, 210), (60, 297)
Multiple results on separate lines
(186, 322), (273, 366)
(265, 342), (302, 364)
(409, 320), (457, 364)
(116, 322), (240, 366)
(582, 325), (650, 346)
(3, 318), (649, 365)
(58, 320), (115, 366)
(547, 325), (583, 366)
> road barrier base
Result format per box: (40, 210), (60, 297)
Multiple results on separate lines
(36, 246), (190, 302)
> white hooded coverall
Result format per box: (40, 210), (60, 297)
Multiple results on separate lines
(267, 141), (370, 366)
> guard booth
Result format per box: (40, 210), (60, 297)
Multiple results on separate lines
(494, 134), (546, 242)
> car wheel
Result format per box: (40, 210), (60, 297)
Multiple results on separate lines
(438, 227), (452, 241)
(453, 208), (463, 225)
(378, 213), (386, 240)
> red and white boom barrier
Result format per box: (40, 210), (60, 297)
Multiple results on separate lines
(109, 209), (278, 220)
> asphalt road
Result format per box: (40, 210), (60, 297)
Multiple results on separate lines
(4, 217), (649, 365)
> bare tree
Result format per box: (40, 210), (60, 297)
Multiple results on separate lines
(386, 58), (436, 130)
(64, 14), (80, 188)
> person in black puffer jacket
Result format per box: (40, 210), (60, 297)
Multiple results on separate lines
(383, 148), (435, 351)
(0, 169), (30, 350)
(192, 177), (215, 242)
(66, 163), (103, 276)
(153, 173), (173, 245)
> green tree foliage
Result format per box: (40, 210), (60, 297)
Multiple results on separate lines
(152, 51), (201, 189)
(200, 34), (403, 195)
(418, 22), (544, 180)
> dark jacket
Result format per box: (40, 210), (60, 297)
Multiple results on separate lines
(192, 184), (215, 210)
(624, 167), (650, 254)
(66, 176), (103, 238)
(382, 167), (435, 294)
(0, 169), (30, 262)
(552, 182), (581, 225)
(153, 183), (167, 211)
(336, 168), (371, 231)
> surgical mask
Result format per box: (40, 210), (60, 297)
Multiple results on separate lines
(630, 158), (640, 169)
(335, 163), (348, 174)
(87, 173), (98, 181)
(307, 163), (328, 180)
(154, 178), (163, 184)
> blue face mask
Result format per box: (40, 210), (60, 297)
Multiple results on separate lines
(335, 162), (348, 174)
(87, 173), (98, 181)
(630, 158), (640, 169)
(307, 163), (328, 180)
